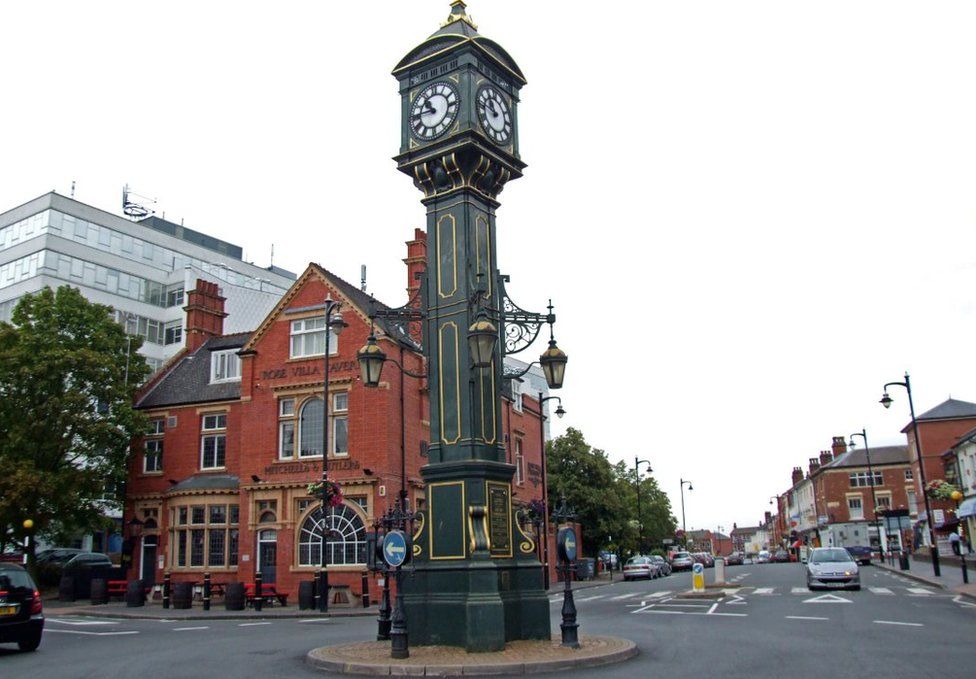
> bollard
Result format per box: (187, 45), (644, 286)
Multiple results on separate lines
(203, 572), (211, 611)
(254, 572), (263, 613)
(963, 555), (970, 585)
(361, 572), (370, 608)
(162, 572), (171, 609)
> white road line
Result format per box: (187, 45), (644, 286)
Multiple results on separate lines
(906, 587), (934, 595)
(238, 622), (272, 627)
(754, 587), (776, 595)
(786, 616), (829, 621)
(298, 618), (332, 623)
(647, 591), (671, 598)
(869, 587), (894, 595)
(172, 626), (209, 631)
(874, 620), (923, 627)
(46, 618), (119, 626)
(46, 629), (140, 636)
(952, 595), (976, 608)
(706, 603), (718, 615)
(705, 612), (748, 617)
(657, 602), (711, 608)
(576, 595), (604, 602)
(611, 592), (641, 600)
(791, 587), (808, 594)
(641, 609), (685, 614)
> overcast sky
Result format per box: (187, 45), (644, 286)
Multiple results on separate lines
(2, 1), (975, 534)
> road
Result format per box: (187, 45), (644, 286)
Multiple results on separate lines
(2, 563), (974, 678)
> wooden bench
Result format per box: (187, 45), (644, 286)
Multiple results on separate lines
(244, 583), (289, 607)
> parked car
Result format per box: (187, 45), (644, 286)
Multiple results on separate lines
(60, 552), (115, 598)
(35, 548), (85, 565)
(806, 547), (860, 590)
(623, 556), (658, 581)
(844, 545), (873, 566)
(756, 550), (772, 564)
(648, 554), (671, 576)
(772, 550), (791, 563)
(0, 563), (44, 652)
(692, 552), (715, 568)
(725, 552), (744, 566)
(670, 551), (695, 571)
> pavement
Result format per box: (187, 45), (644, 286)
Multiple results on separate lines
(873, 552), (976, 601)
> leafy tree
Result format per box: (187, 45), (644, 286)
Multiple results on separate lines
(0, 286), (149, 573)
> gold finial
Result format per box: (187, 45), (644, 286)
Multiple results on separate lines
(441, 0), (478, 30)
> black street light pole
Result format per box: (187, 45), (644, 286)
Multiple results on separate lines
(881, 373), (941, 577)
(537, 394), (565, 590)
(849, 429), (882, 557)
(634, 458), (652, 555)
(680, 479), (693, 536)
(318, 296), (347, 612)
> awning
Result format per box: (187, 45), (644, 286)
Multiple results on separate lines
(958, 497), (976, 519)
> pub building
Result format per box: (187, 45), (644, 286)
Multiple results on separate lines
(124, 241), (550, 602)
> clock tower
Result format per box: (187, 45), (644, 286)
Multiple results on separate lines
(391, 1), (555, 651)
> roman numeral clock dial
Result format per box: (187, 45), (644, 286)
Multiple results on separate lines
(477, 86), (512, 144)
(410, 82), (459, 141)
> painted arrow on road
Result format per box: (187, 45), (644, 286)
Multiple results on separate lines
(803, 593), (852, 603)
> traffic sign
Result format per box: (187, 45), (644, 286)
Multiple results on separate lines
(557, 527), (578, 563)
(692, 562), (705, 592)
(383, 530), (408, 568)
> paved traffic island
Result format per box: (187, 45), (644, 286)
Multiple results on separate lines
(306, 635), (637, 676)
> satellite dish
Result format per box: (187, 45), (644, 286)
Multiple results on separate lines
(122, 184), (155, 219)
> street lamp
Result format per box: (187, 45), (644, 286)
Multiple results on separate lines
(680, 478), (693, 535)
(849, 429), (883, 557)
(318, 296), (347, 612)
(880, 372), (940, 577)
(634, 458), (652, 555)
(534, 394), (565, 589)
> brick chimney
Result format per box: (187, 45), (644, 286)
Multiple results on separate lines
(403, 228), (427, 343)
(831, 436), (847, 459)
(791, 467), (803, 485)
(764, 511), (772, 525)
(820, 449), (833, 466)
(808, 457), (821, 476)
(183, 279), (226, 352)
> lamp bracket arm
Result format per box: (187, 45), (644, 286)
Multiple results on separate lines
(497, 276), (554, 356)
(367, 291), (426, 348)
(502, 361), (539, 381)
(883, 381), (907, 391)
(384, 357), (426, 381)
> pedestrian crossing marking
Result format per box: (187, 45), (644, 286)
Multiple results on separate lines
(576, 594), (604, 602)
(754, 587), (776, 595)
(803, 593), (851, 604)
(648, 591), (671, 598)
(611, 592), (641, 600)
(906, 587), (933, 595)
(791, 587), (807, 594)
(869, 587), (894, 595)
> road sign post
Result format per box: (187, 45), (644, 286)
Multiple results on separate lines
(692, 562), (705, 592)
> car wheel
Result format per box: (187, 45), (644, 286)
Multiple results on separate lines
(18, 633), (42, 652)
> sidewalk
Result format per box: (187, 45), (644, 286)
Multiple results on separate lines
(873, 553), (976, 602)
(42, 573), (615, 620)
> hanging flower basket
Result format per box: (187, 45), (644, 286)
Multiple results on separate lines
(924, 479), (959, 501)
(307, 480), (344, 508)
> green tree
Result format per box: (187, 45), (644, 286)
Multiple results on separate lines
(0, 286), (149, 572)
(546, 428), (632, 555)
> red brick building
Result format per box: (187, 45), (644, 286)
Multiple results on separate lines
(125, 258), (549, 599)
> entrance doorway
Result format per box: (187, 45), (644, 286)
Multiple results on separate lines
(257, 530), (277, 584)
(141, 535), (158, 584)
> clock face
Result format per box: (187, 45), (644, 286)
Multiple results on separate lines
(477, 86), (512, 144)
(410, 82), (460, 141)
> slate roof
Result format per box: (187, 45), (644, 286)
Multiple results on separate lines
(319, 265), (420, 351)
(136, 333), (251, 409)
(168, 474), (239, 493)
(915, 398), (976, 421)
(823, 445), (909, 469)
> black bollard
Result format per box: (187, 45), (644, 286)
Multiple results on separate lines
(560, 563), (580, 648)
(203, 572), (211, 611)
(254, 572), (263, 613)
(390, 566), (409, 659)
(963, 555), (970, 585)
(162, 571), (171, 609)
(377, 568), (391, 641)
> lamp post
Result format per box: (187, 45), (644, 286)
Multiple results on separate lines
(950, 490), (969, 584)
(535, 394), (565, 589)
(848, 429), (883, 557)
(680, 479), (693, 535)
(634, 458), (652, 555)
(318, 296), (347, 612)
(880, 373), (940, 577)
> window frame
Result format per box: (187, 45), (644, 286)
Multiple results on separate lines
(169, 501), (239, 570)
(210, 349), (241, 383)
(847, 495), (864, 520)
(289, 317), (339, 359)
(200, 413), (228, 470)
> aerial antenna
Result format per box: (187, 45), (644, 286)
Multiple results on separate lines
(361, 265), (367, 292)
(122, 184), (156, 219)
(270, 244), (275, 268)
(70, 180), (76, 198)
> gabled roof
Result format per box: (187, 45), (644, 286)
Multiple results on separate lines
(823, 445), (910, 469)
(136, 333), (251, 409)
(243, 263), (418, 354)
(917, 398), (976, 421)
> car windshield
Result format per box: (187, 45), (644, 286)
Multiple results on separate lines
(811, 549), (854, 564)
(0, 569), (35, 590)
(626, 557), (647, 565)
(674, 552), (690, 559)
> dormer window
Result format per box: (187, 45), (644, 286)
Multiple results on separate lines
(211, 350), (241, 383)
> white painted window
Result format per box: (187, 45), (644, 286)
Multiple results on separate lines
(210, 350), (241, 383)
(200, 413), (227, 469)
(847, 496), (864, 520)
(515, 438), (524, 485)
(512, 379), (523, 413)
(290, 317), (339, 358)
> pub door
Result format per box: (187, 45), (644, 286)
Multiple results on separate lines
(257, 530), (277, 584)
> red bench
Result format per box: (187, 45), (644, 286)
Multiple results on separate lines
(244, 583), (289, 607)
(107, 580), (151, 599)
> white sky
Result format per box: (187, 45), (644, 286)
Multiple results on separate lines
(2, 1), (975, 533)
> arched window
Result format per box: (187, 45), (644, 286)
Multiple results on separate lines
(299, 398), (324, 458)
(298, 504), (367, 566)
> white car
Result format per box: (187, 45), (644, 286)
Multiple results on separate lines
(806, 547), (860, 591)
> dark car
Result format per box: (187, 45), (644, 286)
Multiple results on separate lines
(772, 550), (791, 563)
(844, 545), (873, 566)
(692, 552), (715, 568)
(725, 552), (744, 566)
(60, 552), (114, 598)
(0, 563), (44, 651)
(649, 555), (671, 576)
(35, 548), (85, 565)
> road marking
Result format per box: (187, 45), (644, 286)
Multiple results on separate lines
(648, 591), (671, 598)
(46, 618), (120, 626)
(238, 622), (272, 627)
(786, 615), (829, 621)
(298, 618), (332, 623)
(906, 587), (934, 595)
(576, 595), (604, 602)
(952, 595), (976, 608)
(874, 620), (923, 627)
(172, 626), (209, 631)
(704, 612), (748, 617)
(612, 592), (641, 600)
(791, 587), (808, 594)
(46, 629), (140, 636)
(803, 593), (851, 604)
(706, 603), (718, 614)
(754, 587), (776, 595)
(869, 587), (894, 595)
(724, 594), (747, 605)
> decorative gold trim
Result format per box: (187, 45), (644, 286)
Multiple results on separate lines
(411, 510), (426, 557)
(429, 481), (466, 560)
(479, 357), (497, 444)
(448, 73), (461, 84)
(475, 214), (491, 296)
(516, 516), (536, 555)
(438, 321), (461, 445)
(486, 481), (513, 558)
(436, 214), (458, 298)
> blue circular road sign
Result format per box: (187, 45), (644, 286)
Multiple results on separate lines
(692, 562), (704, 574)
(557, 527), (578, 563)
(383, 530), (408, 568)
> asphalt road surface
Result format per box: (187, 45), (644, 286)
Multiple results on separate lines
(2, 563), (974, 678)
